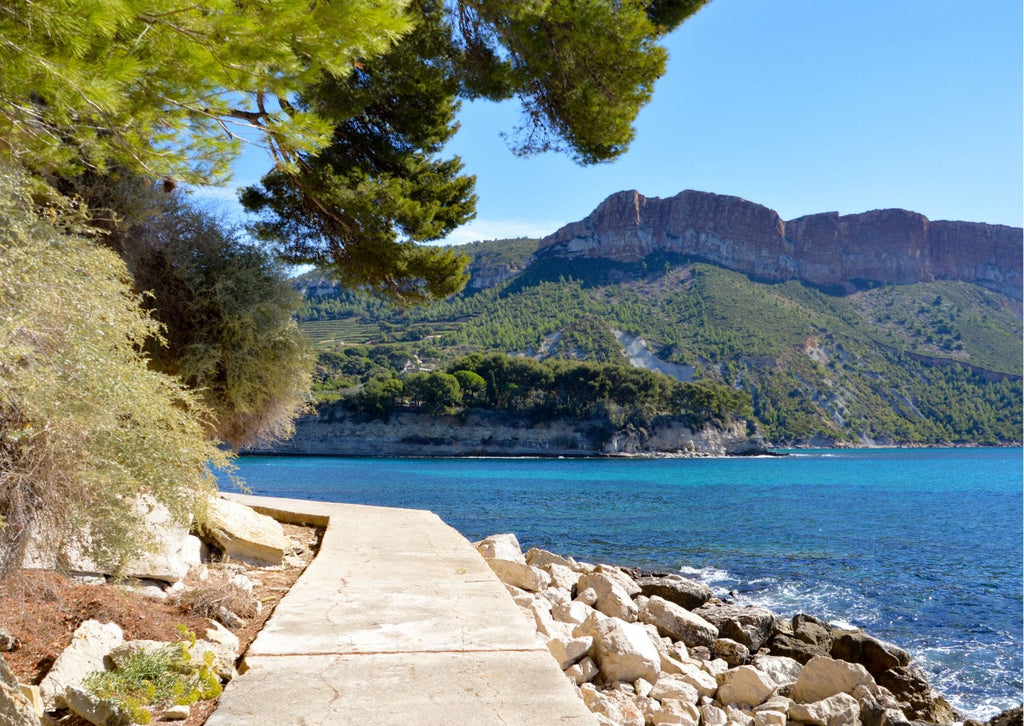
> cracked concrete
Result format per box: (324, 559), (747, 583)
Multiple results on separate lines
(205, 494), (596, 725)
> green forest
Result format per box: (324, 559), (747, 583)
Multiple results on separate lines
(296, 246), (1023, 446)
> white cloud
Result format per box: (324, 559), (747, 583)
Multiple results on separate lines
(437, 217), (564, 246)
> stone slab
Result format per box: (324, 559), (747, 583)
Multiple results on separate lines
(211, 494), (596, 725)
(207, 651), (594, 726)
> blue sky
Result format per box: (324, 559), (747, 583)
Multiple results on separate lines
(213, 0), (1023, 244)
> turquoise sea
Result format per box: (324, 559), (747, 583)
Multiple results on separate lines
(223, 448), (1023, 719)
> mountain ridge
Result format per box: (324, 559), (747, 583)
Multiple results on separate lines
(535, 190), (1022, 299)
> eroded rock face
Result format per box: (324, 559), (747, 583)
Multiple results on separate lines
(535, 190), (1023, 300)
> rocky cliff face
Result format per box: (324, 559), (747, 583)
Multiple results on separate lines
(536, 190), (1022, 299)
(254, 409), (767, 457)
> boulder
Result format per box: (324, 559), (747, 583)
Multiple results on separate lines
(693, 602), (776, 652)
(24, 496), (201, 583)
(750, 654), (803, 689)
(790, 655), (875, 704)
(577, 572), (638, 622)
(716, 665), (777, 708)
(700, 703), (729, 726)
(754, 710), (787, 726)
(713, 637), (750, 667)
(639, 596), (718, 647)
(581, 683), (646, 726)
(650, 676), (700, 705)
(204, 497), (291, 566)
(0, 655), (41, 726)
(475, 533), (526, 564)
(633, 573), (714, 610)
(486, 558), (552, 592)
(105, 640), (167, 669)
(671, 661), (719, 699)
(794, 614), (834, 649)
(769, 633), (830, 664)
(546, 635), (593, 669)
(590, 617), (662, 684)
(525, 546), (576, 570)
(650, 698), (701, 726)
(64, 685), (135, 726)
(204, 620), (240, 652)
(789, 691), (861, 726)
(565, 656), (600, 686)
(40, 619), (124, 709)
(593, 565), (642, 596)
(877, 664), (957, 723)
(544, 563), (580, 591)
(552, 600), (593, 626)
(723, 704), (755, 726)
(536, 586), (570, 607)
(830, 629), (910, 680)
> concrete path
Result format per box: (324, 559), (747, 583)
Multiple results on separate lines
(206, 494), (596, 725)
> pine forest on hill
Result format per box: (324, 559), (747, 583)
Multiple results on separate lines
(295, 240), (1023, 447)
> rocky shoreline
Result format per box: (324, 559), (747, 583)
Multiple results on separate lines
(473, 532), (1020, 726)
(249, 408), (771, 458)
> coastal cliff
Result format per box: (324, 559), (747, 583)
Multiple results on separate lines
(253, 408), (767, 457)
(536, 190), (1023, 299)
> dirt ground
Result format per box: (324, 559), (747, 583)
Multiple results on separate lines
(0, 522), (321, 726)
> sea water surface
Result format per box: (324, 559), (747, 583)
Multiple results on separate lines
(223, 448), (1023, 719)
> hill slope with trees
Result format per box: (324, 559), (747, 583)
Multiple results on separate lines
(297, 237), (1022, 447)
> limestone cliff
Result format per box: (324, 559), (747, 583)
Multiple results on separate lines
(253, 408), (767, 457)
(535, 190), (1022, 299)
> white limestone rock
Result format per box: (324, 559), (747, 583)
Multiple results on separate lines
(590, 617), (662, 684)
(650, 698), (701, 726)
(673, 661), (720, 699)
(547, 635), (593, 670)
(639, 595), (718, 647)
(754, 710), (787, 726)
(565, 656), (600, 686)
(651, 676), (700, 705)
(40, 619), (124, 709)
(700, 703), (729, 726)
(594, 565), (642, 596)
(537, 585), (571, 607)
(577, 571), (638, 622)
(723, 704), (756, 726)
(575, 587), (599, 607)
(0, 655), (40, 726)
(790, 655), (875, 704)
(581, 683), (646, 726)
(544, 563), (581, 591)
(750, 654), (803, 689)
(552, 600), (593, 626)
(475, 533), (526, 563)
(163, 703), (191, 720)
(486, 558), (552, 592)
(788, 691), (861, 726)
(64, 685), (134, 726)
(525, 547), (576, 570)
(713, 637), (750, 667)
(204, 620), (240, 652)
(105, 640), (167, 670)
(205, 497), (291, 566)
(716, 665), (776, 708)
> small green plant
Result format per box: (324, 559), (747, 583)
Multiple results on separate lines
(83, 627), (222, 723)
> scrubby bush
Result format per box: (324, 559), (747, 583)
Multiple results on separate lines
(0, 167), (229, 577)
